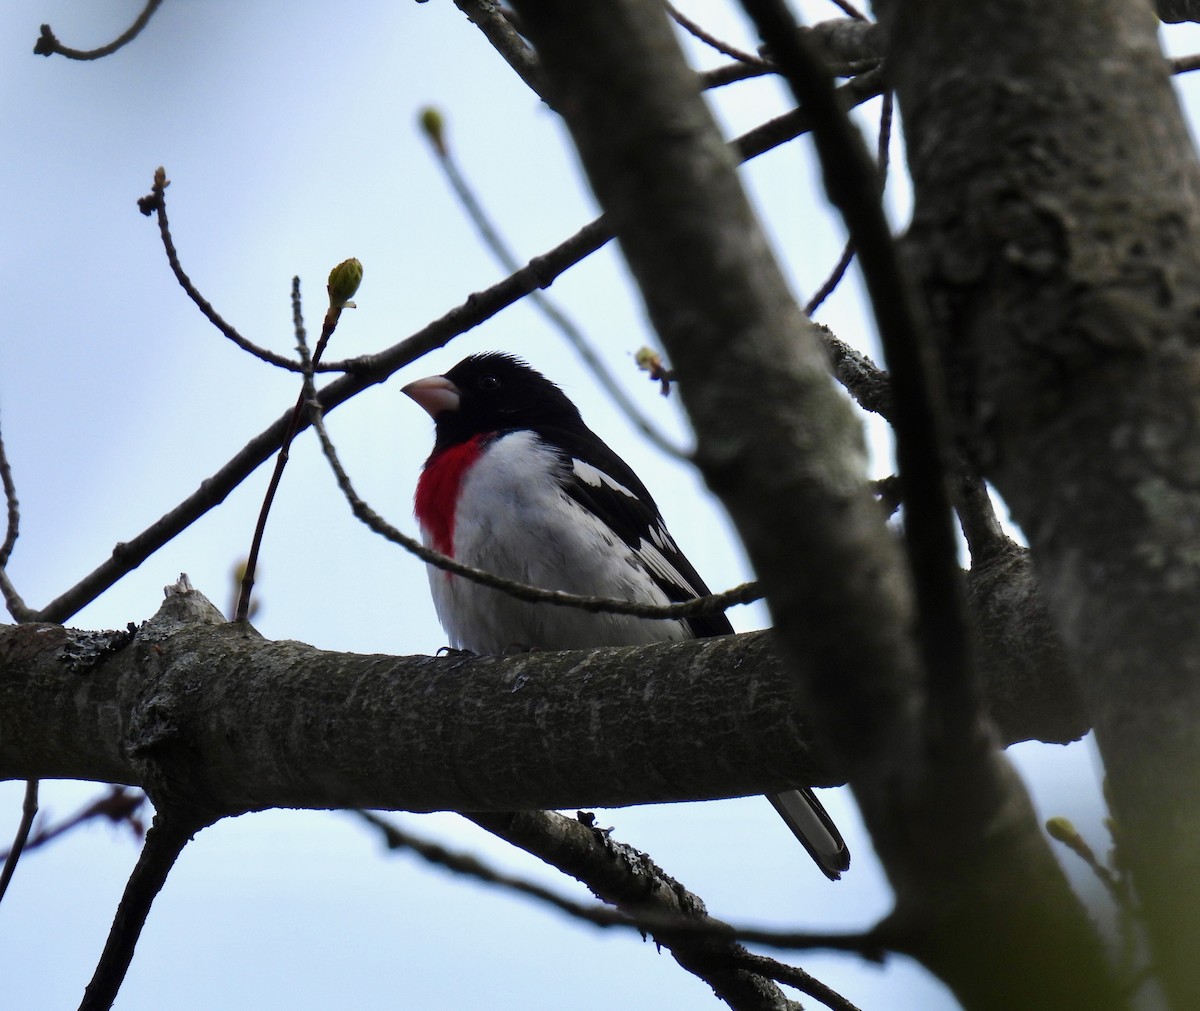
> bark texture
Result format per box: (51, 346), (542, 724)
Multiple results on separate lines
(880, 1), (1200, 1004)
(0, 577), (1083, 813)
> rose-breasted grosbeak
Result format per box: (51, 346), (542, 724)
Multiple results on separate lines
(403, 352), (849, 880)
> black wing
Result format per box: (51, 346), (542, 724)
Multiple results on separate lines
(535, 422), (734, 639)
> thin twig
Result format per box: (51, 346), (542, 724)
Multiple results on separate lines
(307, 391), (760, 620)
(452, 0), (547, 99)
(0, 409), (34, 621)
(805, 241), (856, 317)
(33, 95), (878, 627)
(733, 69), (883, 161)
(466, 808), (849, 1010)
(735, 952), (866, 1011)
(34, 0), (163, 60)
(234, 264), (359, 622)
(0, 568), (32, 623)
(421, 114), (687, 458)
(666, 2), (772, 68)
(136, 170), (350, 375)
(0, 787), (146, 863)
(0, 780), (38, 905)
(0, 413), (19, 569)
(822, 0), (867, 20)
(805, 89), (893, 317)
(360, 811), (882, 983)
(700, 60), (774, 88)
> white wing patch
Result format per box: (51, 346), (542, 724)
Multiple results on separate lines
(571, 458), (638, 500)
(635, 537), (702, 598)
(646, 521), (672, 552)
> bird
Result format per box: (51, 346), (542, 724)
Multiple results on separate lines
(402, 351), (849, 880)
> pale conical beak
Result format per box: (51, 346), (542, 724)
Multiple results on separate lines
(402, 374), (460, 418)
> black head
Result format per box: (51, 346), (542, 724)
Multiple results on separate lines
(404, 352), (584, 448)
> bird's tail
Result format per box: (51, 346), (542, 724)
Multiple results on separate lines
(766, 788), (850, 881)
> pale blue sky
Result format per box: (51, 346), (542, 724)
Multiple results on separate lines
(3, 3), (1195, 1008)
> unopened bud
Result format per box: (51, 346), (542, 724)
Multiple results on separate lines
(1045, 817), (1079, 845)
(634, 346), (673, 396)
(419, 106), (447, 157)
(327, 257), (363, 309)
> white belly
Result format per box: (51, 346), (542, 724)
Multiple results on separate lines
(425, 431), (689, 653)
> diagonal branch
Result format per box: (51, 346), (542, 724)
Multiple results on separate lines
(78, 808), (208, 1011)
(363, 810), (813, 1011)
(452, 0), (547, 100)
(506, 2), (1120, 1007)
(137, 169), (349, 375)
(740, 0), (974, 734)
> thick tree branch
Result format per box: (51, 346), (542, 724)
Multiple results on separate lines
(0, 579), (1084, 809)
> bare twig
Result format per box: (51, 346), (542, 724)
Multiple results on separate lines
(700, 60), (774, 88)
(815, 323), (892, 419)
(805, 241), (856, 317)
(419, 109), (686, 458)
(735, 952), (865, 1011)
(0, 780), (38, 905)
(822, 0), (867, 21)
(0, 417), (19, 570)
(31, 213), (608, 625)
(234, 261), (361, 622)
(361, 810), (874, 1010)
(79, 809), (206, 1011)
(136, 170), (350, 375)
(805, 89), (893, 317)
(0, 404), (38, 903)
(667, 2), (772, 68)
(0, 410), (34, 621)
(0, 787), (146, 863)
(0, 568), (32, 623)
(466, 811), (889, 952)
(34, 0), (164, 60)
(1170, 53), (1200, 73)
(732, 68), (883, 160)
(452, 0), (547, 99)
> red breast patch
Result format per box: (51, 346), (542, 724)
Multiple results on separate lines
(414, 435), (488, 557)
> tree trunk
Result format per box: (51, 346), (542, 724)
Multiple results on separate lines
(880, 2), (1200, 1005)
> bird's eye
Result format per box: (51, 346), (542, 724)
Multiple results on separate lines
(478, 375), (500, 391)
